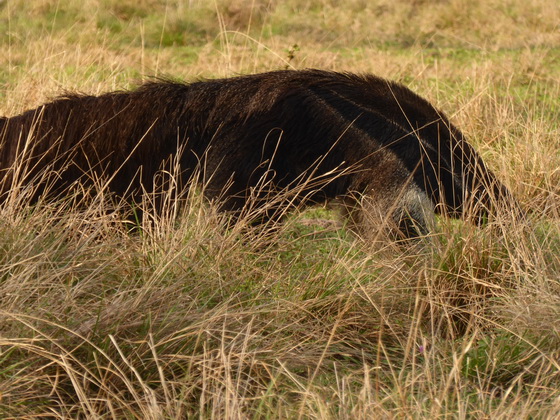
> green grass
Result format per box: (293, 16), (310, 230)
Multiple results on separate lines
(1, 0), (559, 418)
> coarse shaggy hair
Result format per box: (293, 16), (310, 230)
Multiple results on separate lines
(0, 69), (520, 237)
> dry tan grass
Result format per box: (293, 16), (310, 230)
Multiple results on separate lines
(0, 0), (559, 418)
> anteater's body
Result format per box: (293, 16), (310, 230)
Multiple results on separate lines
(0, 70), (516, 237)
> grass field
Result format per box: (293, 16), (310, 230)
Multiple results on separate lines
(0, 0), (559, 418)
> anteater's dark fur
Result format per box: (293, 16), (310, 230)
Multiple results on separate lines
(0, 70), (518, 237)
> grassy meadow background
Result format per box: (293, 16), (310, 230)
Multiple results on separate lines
(0, 0), (559, 418)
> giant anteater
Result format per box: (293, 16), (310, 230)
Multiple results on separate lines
(0, 69), (518, 237)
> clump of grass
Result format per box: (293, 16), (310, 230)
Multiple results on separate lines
(0, 153), (558, 417)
